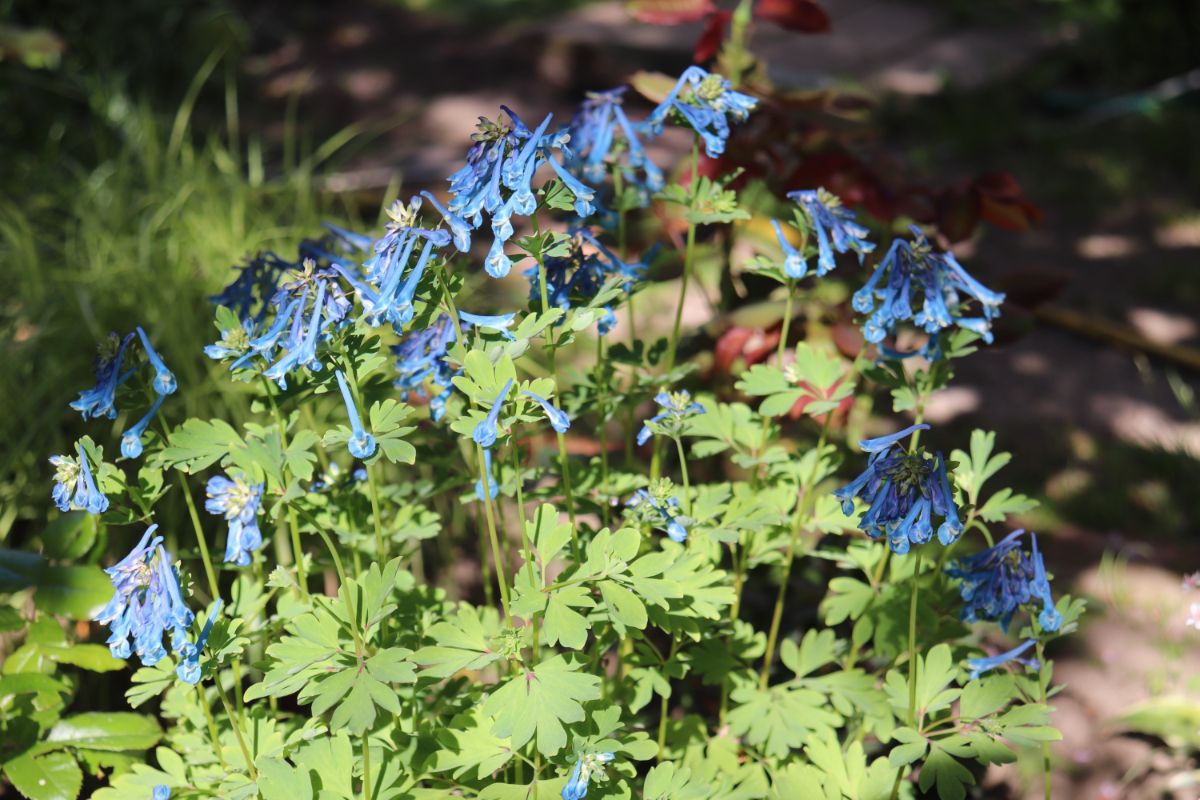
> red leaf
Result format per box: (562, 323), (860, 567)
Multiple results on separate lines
(693, 10), (732, 63)
(713, 326), (781, 374)
(972, 172), (1044, 232)
(627, 0), (716, 25)
(754, 0), (831, 33)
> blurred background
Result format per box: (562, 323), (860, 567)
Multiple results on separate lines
(1, 0), (1198, 796)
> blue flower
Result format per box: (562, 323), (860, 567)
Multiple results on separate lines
(853, 226), (1005, 353)
(335, 369), (377, 459)
(176, 599), (221, 684)
(546, 156), (598, 219)
(361, 236), (437, 329)
(522, 391), (571, 433)
(49, 442), (109, 514)
(1031, 534), (1062, 632)
(526, 229), (649, 333)
(475, 447), (499, 502)
(787, 188), (875, 275)
(567, 87), (664, 201)
(460, 311), (516, 339)
(121, 395), (166, 459)
(71, 332), (135, 420)
(204, 318), (255, 363)
(562, 752), (615, 800)
(628, 489), (688, 543)
(205, 472), (265, 566)
(966, 638), (1039, 680)
(946, 529), (1038, 631)
(636, 390), (705, 446)
(93, 525), (196, 669)
(263, 278), (328, 389)
(153, 786), (171, 800)
(646, 67), (757, 157)
(473, 379), (513, 448)
(392, 314), (458, 422)
(832, 423), (963, 555)
(420, 190), (472, 253)
(770, 219), (807, 279)
(134, 326), (177, 396)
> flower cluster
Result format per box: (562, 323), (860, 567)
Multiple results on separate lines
(833, 423), (962, 555)
(945, 529), (1061, 632)
(446, 108), (593, 278)
(92, 525), (213, 683)
(527, 228), (649, 334)
(566, 87), (663, 207)
(636, 390), (706, 446)
(646, 66), (757, 157)
(49, 443), (108, 514)
(562, 751), (614, 800)
(853, 225), (1005, 352)
(205, 471), (265, 566)
(392, 313), (459, 421)
(627, 489), (689, 543)
(784, 188), (875, 277)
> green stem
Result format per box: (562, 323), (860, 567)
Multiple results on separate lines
(533, 241), (580, 557)
(215, 677), (257, 781)
(315, 527), (368, 658)
(259, 378), (309, 597)
(663, 142), (701, 378)
(597, 334), (611, 528)
(362, 733), (373, 800)
(176, 473), (220, 601)
(757, 421), (829, 687)
(1036, 641), (1053, 800)
(196, 684), (228, 770)
(476, 444), (512, 626)
(337, 350), (387, 561)
(673, 437), (691, 516)
(727, 0), (755, 89)
(906, 550), (923, 727)
(655, 640), (680, 760)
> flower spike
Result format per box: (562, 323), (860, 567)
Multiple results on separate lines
(522, 391), (571, 433)
(473, 379), (514, 448)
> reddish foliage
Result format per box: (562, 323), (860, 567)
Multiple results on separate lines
(754, 0), (831, 33)
(787, 378), (854, 426)
(714, 325), (781, 373)
(693, 10), (732, 63)
(627, 0), (715, 24)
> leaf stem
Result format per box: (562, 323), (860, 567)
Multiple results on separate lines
(476, 443), (512, 626)
(259, 377), (309, 597)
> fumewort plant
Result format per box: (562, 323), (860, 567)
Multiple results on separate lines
(6, 63), (1083, 800)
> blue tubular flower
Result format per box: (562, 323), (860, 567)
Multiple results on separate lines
(135, 326), (177, 396)
(176, 599), (221, 684)
(546, 157), (598, 218)
(1031, 534), (1062, 632)
(121, 395), (166, 459)
(945, 529), (1037, 631)
(475, 447), (499, 501)
(420, 190), (472, 253)
(460, 311), (516, 340)
(71, 332), (136, 420)
(263, 279), (328, 389)
(153, 786), (171, 800)
(205, 472), (265, 566)
(71, 442), (108, 514)
(628, 490), (688, 543)
(392, 314), (458, 421)
(473, 379), (514, 448)
(852, 226), (1005, 354)
(966, 638), (1039, 680)
(334, 370), (377, 459)
(787, 188), (876, 275)
(522, 391), (571, 433)
(771, 219), (807, 279)
(833, 424), (963, 555)
(646, 67), (757, 157)
(204, 318), (255, 363)
(94, 525), (196, 668)
(562, 752), (615, 800)
(636, 390), (706, 447)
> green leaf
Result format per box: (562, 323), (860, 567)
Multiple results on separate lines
(3, 751), (82, 800)
(482, 654), (601, 756)
(40, 513), (97, 561)
(45, 712), (162, 752)
(887, 727), (928, 767)
(0, 551), (112, 620)
(918, 745), (975, 800)
(159, 418), (244, 474)
(412, 607), (501, 679)
(779, 629), (839, 679)
(542, 585), (594, 650)
(431, 707), (515, 780)
(727, 684), (843, 758)
(959, 675), (1014, 721)
(255, 756), (314, 800)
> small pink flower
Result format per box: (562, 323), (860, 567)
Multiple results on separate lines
(1186, 603), (1200, 629)
(1183, 572), (1200, 592)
